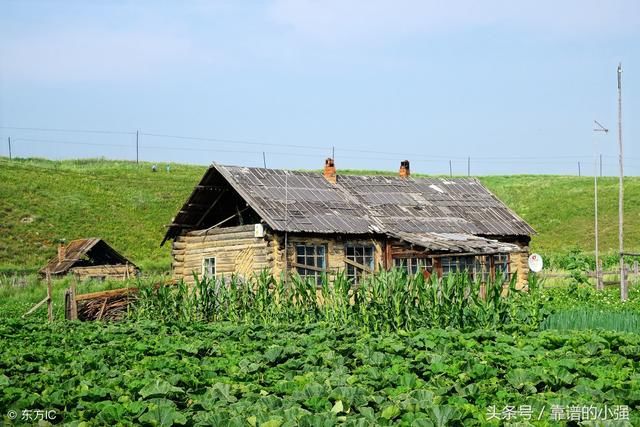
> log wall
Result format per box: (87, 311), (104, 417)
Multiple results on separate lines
(170, 224), (529, 289)
(172, 224), (273, 284)
(71, 264), (138, 281)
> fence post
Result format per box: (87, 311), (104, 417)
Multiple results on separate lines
(597, 259), (604, 290)
(70, 277), (78, 320)
(46, 270), (53, 322)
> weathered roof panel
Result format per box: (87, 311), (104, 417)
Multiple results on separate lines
(162, 164), (535, 244)
(389, 231), (522, 254)
(40, 238), (136, 275)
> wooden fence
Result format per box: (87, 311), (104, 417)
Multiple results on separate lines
(539, 261), (640, 287)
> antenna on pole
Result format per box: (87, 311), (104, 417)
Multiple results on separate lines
(617, 62), (627, 300)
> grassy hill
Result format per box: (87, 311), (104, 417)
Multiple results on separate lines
(1, 157), (639, 273)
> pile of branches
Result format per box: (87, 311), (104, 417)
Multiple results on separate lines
(77, 294), (137, 321)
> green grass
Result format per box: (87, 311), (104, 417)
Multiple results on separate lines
(0, 157), (206, 272)
(2, 157), (639, 273)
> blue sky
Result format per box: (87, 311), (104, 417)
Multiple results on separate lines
(1, 0), (639, 175)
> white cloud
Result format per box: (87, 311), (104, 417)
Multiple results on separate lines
(269, 0), (640, 44)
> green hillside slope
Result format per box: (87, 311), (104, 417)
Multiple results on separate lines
(1, 158), (638, 272)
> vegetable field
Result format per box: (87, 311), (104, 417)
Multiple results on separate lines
(1, 274), (639, 426)
(1, 319), (639, 426)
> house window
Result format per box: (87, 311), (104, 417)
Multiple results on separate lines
(393, 257), (433, 275)
(474, 255), (491, 282)
(202, 257), (216, 279)
(441, 256), (475, 277)
(494, 254), (510, 279)
(440, 254), (509, 282)
(295, 244), (326, 285)
(345, 245), (375, 283)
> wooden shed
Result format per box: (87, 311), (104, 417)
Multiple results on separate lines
(163, 159), (535, 288)
(40, 238), (139, 280)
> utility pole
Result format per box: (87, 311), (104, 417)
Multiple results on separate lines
(7, 137), (11, 160)
(593, 119), (608, 291)
(617, 63), (627, 301)
(449, 160), (452, 177)
(136, 130), (139, 165)
(467, 156), (470, 177)
(262, 152), (267, 168)
(599, 154), (603, 177)
(578, 161), (581, 177)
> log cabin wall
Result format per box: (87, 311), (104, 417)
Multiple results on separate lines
(171, 224), (272, 284)
(70, 264), (138, 281)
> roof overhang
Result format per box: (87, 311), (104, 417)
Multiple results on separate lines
(387, 231), (523, 255)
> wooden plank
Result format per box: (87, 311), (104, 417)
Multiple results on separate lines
(194, 190), (227, 228)
(195, 185), (227, 191)
(291, 262), (326, 273)
(70, 278), (78, 321)
(23, 296), (49, 318)
(344, 258), (373, 274)
(186, 224), (256, 236)
(97, 298), (108, 321)
(75, 287), (138, 302)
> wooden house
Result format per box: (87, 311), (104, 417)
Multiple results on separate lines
(163, 159), (535, 288)
(40, 238), (139, 280)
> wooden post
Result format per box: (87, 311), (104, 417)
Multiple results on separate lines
(46, 270), (53, 322)
(70, 278), (78, 320)
(597, 259), (604, 290)
(64, 289), (70, 320)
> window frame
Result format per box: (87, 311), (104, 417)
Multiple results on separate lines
(202, 257), (216, 279)
(294, 244), (327, 285)
(393, 257), (433, 276)
(345, 244), (375, 283)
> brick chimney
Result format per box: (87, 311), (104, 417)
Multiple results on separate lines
(399, 160), (410, 178)
(57, 243), (66, 263)
(323, 158), (337, 184)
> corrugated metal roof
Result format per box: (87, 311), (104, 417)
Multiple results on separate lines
(163, 164), (535, 246)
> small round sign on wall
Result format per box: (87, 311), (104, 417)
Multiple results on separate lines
(528, 253), (543, 273)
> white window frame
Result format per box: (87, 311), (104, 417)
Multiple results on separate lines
(202, 257), (216, 279)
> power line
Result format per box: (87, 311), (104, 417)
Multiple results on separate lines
(0, 126), (136, 135)
(12, 137), (130, 148)
(140, 132), (329, 151)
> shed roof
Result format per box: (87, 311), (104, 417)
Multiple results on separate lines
(163, 164), (535, 248)
(40, 238), (136, 276)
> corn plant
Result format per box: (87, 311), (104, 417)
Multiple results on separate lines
(132, 268), (541, 332)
